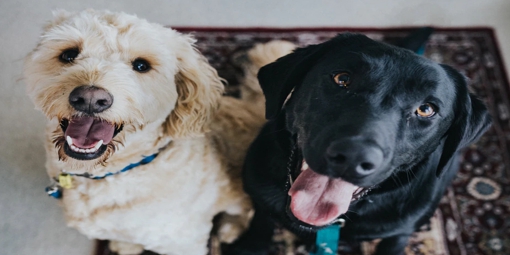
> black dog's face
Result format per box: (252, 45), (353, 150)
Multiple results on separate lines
(258, 34), (491, 227)
(287, 47), (455, 187)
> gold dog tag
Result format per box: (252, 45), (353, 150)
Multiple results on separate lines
(59, 173), (73, 189)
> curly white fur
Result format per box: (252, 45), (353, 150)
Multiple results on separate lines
(24, 9), (294, 255)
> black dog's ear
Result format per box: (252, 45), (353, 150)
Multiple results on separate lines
(257, 43), (328, 120)
(258, 30), (435, 120)
(436, 65), (492, 176)
(259, 34), (369, 120)
(395, 27), (434, 53)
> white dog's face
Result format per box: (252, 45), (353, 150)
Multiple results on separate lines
(25, 10), (223, 164)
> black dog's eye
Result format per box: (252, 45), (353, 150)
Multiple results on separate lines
(415, 103), (436, 118)
(132, 58), (151, 73)
(59, 49), (79, 63)
(333, 72), (351, 87)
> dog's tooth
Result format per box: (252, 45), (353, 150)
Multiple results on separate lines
(84, 149), (92, 153)
(301, 161), (309, 171)
(70, 144), (78, 152)
(94, 140), (103, 150)
(66, 136), (73, 146)
(78, 149), (86, 153)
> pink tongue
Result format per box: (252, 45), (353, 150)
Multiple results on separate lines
(65, 116), (115, 148)
(288, 168), (358, 226)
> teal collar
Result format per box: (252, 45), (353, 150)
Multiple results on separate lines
(311, 219), (344, 255)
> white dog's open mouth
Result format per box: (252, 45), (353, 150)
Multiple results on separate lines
(60, 116), (123, 160)
(287, 159), (371, 227)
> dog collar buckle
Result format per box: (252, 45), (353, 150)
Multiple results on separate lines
(58, 173), (74, 189)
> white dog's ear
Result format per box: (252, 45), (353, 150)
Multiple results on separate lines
(163, 34), (225, 138)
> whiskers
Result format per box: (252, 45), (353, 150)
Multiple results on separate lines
(390, 168), (416, 200)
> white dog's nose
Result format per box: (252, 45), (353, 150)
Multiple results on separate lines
(69, 85), (113, 114)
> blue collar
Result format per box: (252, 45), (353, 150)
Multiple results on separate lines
(46, 152), (159, 199)
(65, 153), (158, 180)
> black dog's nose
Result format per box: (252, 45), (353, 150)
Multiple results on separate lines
(69, 85), (113, 114)
(326, 139), (384, 177)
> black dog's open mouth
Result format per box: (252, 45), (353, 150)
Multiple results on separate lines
(60, 117), (123, 160)
(285, 148), (373, 228)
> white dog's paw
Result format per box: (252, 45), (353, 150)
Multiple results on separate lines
(109, 241), (144, 255)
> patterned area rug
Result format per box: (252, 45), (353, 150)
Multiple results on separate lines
(97, 28), (510, 255)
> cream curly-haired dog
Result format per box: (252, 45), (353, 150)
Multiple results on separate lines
(24, 9), (295, 255)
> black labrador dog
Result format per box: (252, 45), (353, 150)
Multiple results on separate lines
(229, 33), (491, 255)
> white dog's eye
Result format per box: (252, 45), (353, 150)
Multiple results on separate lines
(132, 58), (151, 73)
(59, 49), (79, 63)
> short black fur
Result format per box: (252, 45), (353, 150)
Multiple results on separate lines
(226, 33), (491, 255)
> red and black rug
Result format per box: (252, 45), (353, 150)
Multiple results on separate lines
(97, 27), (510, 255)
